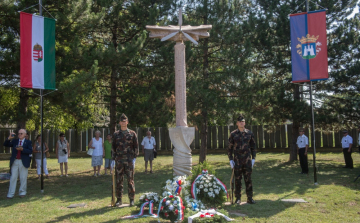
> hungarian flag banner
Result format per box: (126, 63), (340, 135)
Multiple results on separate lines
(290, 10), (328, 83)
(20, 12), (55, 89)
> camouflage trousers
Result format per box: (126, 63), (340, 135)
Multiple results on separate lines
(234, 160), (253, 198)
(115, 160), (135, 200)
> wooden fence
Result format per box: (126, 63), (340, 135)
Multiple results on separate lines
(0, 125), (358, 153)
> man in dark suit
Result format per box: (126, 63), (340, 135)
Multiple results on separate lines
(3, 129), (33, 198)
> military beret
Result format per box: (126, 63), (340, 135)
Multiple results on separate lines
(119, 113), (128, 122)
(237, 114), (245, 122)
(342, 129), (348, 133)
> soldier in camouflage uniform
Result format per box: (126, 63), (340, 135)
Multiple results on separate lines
(228, 114), (256, 204)
(112, 113), (139, 206)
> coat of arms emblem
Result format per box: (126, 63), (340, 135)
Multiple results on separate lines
(296, 34), (322, 59)
(33, 43), (43, 62)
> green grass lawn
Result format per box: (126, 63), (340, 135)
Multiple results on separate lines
(0, 152), (360, 222)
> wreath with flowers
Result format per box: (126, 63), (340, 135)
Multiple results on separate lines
(157, 193), (185, 223)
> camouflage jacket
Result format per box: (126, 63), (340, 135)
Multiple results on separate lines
(112, 129), (139, 161)
(228, 128), (256, 161)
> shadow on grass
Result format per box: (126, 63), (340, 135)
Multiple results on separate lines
(0, 163), (175, 208)
(224, 199), (297, 219)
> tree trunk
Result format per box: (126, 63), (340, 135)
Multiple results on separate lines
(199, 112), (208, 163)
(109, 30), (118, 135)
(289, 85), (300, 161)
(17, 88), (28, 129)
(110, 67), (117, 134)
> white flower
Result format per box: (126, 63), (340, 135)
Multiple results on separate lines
(205, 180), (210, 183)
(169, 205), (174, 210)
(195, 208), (199, 211)
(209, 188), (213, 191)
(166, 200), (171, 206)
(197, 190), (200, 194)
(166, 180), (172, 184)
(173, 200), (177, 205)
(205, 184), (209, 188)
(187, 204), (192, 208)
(204, 188), (208, 192)
(199, 185), (204, 189)
(209, 182), (212, 186)
(214, 189), (219, 194)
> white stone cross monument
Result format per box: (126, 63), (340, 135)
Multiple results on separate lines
(146, 9), (212, 176)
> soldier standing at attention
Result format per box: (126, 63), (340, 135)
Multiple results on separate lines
(341, 130), (353, 169)
(228, 114), (256, 204)
(112, 113), (139, 206)
(296, 128), (309, 174)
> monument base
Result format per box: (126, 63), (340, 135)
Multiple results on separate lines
(169, 126), (195, 176)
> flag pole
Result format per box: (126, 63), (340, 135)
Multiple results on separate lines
(306, 0), (318, 185)
(39, 0), (44, 193)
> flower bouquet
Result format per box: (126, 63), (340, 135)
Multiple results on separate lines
(138, 192), (160, 208)
(157, 193), (185, 223)
(189, 161), (227, 208)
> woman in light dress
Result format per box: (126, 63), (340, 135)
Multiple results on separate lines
(55, 133), (70, 177)
(33, 135), (50, 179)
(88, 130), (105, 176)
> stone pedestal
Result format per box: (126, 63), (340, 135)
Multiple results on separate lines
(169, 126), (194, 176)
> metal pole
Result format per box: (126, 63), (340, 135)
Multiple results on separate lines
(306, 0), (317, 185)
(39, 0), (44, 193)
(309, 82), (317, 184)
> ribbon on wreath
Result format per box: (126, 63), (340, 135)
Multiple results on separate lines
(174, 180), (182, 195)
(191, 169), (228, 200)
(188, 209), (234, 223)
(121, 200), (157, 219)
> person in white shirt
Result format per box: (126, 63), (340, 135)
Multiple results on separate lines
(296, 128), (309, 174)
(341, 130), (353, 169)
(141, 131), (156, 173)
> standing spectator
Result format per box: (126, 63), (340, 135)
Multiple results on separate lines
(33, 135), (49, 179)
(141, 131), (156, 173)
(88, 130), (105, 176)
(56, 133), (70, 176)
(104, 134), (113, 175)
(341, 130), (353, 169)
(4, 129), (32, 198)
(296, 128), (309, 174)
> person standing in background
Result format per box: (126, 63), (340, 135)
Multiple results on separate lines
(56, 133), (70, 177)
(33, 135), (50, 179)
(296, 128), (309, 174)
(88, 130), (105, 176)
(341, 130), (353, 169)
(104, 134), (113, 175)
(141, 131), (156, 173)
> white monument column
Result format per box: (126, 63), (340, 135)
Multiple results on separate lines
(146, 9), (211, 176)
(174, 42), (187, 127)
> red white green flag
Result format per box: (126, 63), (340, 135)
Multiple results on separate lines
(20, 12), (55, 90)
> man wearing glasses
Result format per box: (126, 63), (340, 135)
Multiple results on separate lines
(141, 131), (156, 173)
(296, 128), (309, 174)
(3, 129), (33, 198)
(341, 130), (353, 169)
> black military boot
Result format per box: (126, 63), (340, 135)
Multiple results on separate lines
(130, 199), (135, 206)
(115, 198), (122, 206)
(247, 197), (256, 204)
(234, 197), (240, 204)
